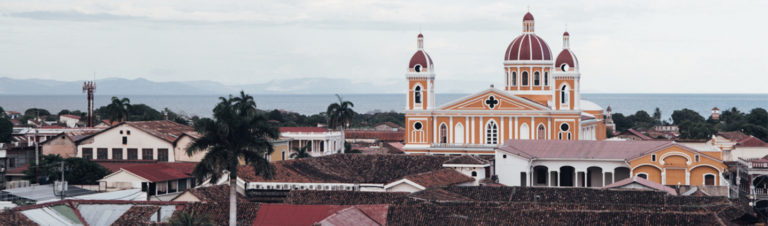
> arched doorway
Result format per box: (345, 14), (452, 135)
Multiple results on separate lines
(559, 166), (575, 187)
(614, 167), (630, 182)
(533, 166), (549, 186)
(587, 167), (603, 187)
(520, 123), (530, 140)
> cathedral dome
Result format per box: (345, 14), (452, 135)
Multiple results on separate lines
(504, 12), (552, 62)
(504, 34), (552, 61)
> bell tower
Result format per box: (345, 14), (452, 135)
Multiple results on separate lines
(553, 31), (581, 111)
(406, 33), (435, 111)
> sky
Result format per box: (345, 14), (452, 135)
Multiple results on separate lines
(0, 0), (766, 94)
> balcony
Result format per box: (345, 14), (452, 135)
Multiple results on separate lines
(430, 143), (500, 149)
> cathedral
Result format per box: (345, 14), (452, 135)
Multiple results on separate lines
(404, 12), (609, 155)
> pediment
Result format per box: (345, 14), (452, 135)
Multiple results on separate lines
(439, 88), (549, 111)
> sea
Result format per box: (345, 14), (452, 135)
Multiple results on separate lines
(0, 94), (766, 121)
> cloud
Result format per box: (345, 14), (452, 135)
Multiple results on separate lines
(8, 10), (143, 21)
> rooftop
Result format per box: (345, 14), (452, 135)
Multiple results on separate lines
(101, 162), (197, 182)
(279, 127), (330, 133)
(498, 140), (675, 160)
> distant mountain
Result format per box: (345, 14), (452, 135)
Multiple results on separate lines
(0, 77), (401, 95)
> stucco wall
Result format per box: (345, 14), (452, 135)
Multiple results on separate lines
(42, 135), (77, 157)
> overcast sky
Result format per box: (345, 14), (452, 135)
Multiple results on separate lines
(0, 0), (766, 94)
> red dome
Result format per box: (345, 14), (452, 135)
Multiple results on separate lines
(555, 49), (579, 71)
(504, 34), (552, 61)
(563, 31), (570, 36)
(409, 50), (433, 71)
(417, 33), (423, 38)
(523, 12), (534, 21)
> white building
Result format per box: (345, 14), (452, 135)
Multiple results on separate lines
(58, 115), (81, 128)
(75, 121), (206, 162)
(279, 127), (345, 158)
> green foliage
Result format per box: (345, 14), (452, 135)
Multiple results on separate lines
(127, 104), (162, 121)
(0, 118), (11, 142)
(169, 210), (215, 226)
(610, 113), (632, 132)
(343, 142), (362, 154)
(186, 91), (279, 183)
(672, 108), (714, 139)
(626, 110), (656, 129)
(23, 155), (110, 185)
(714, 107), (768, 142)
(326, 94), (356, 130)
(24, 108), (50, 118)
(0, 105), (5, 116)
(290, 143), (312, 159)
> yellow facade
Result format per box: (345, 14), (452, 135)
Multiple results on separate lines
(629, 145), (725, 186)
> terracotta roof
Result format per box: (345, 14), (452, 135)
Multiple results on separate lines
(317, 206), (386, 226)
(345, 130), (404, 142)
(95, 160), (158, 172)
(718, 131), (750, 141)
(603, 176), (677, 195)
(125, 120), (199, 143)
(620, 129), (653, 140)
(239, 154), (450, 184)
(374, 122), (403, 129)
(498, 140), (674, 160)
(59, 114), (81, 119)
(285, 190), (409, 205)
(252, 204), (388, 226)
(401, 169), (474, 188)
(443, 155), (489, 165)
(6, 163), (29, 175)
(112, 162), (197, 182)
(182, 185), (249, 203)
(736, 136), (768, 147)
(279, 127), (329, 133)
(505, 33), (552, 61)
(112, 205), (160, 225)
(0, 209), (35, 225)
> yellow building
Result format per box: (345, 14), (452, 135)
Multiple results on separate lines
(404, 12), (609, 156)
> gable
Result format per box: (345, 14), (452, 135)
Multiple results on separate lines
(439, 88), (549, 111)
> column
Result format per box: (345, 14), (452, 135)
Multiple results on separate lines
(509, 116), (513, 139)
(514, 117), (519, 139)
(465, 117), (470, 144)
(479, 116), (484, 144)
(547, 118), (551, 140)
(449, 116), (454, 143)
(432, 117), (437, 144)
(530, 117), (534, 139)
(500, 117), (505, 144)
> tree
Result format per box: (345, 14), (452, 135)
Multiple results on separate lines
(611, 113), (632, 132)
(748, 108), (768, 128)
(652, 107), (662, 125)
(169, 210), (215, 226)
(290, 143), (312, 159)
(186, 91), (279, 226)
(24, 108), (50, 118)
(0, 105), (5, 117)
(672, 109), (714, 139)
(0, 118), (11, 142)
(106, 96), (131, 122)
(627, 110), (655, 129)
(22, 155), (110, 185)
(344, 142), (362, 154)
(326, 94), (356, 130)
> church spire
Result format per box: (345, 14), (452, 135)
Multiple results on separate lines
(417, 33), (424, 50)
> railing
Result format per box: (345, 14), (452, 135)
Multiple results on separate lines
(430, 143), (500, 149)
(754, 188), (768, 198)
(751, 162), (768, 168)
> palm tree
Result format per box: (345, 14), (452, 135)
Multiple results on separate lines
(107, 96), (131, 122)
(186, 91), (279, 226)
(326, 94), (355, 152)
(290, 143), (312, 159)
(169, 210), (214, 226)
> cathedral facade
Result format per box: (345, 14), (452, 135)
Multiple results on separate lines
(404, 12), (608, 155)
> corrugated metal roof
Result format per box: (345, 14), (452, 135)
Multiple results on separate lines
(21, 207), (81, 226)
(78, 204), (132, 226)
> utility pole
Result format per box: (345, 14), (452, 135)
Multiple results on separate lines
(34, 129), (39, 184)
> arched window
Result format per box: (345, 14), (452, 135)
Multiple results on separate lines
(520, 123), (530, 140)
(637, 173), (648, 179)
(454, 123), (464, 144)
(439, 123), (447, 144)
(486, 121), (498, 144)
(522, 71), (529, 86)
(471, 171), (477, 177)
(534, 71), (540, 86)
(512, 71), (517, 86)
(560, 85), (569, 105)
(537, 124), (546, 140)
(559, 123), (570, 140)
(544, 72), (549, 86)
(414, 86), (422, 104)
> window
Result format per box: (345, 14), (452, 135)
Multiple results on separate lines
(560, 85), (569, 105)
(127, 148), (138, 160)
(704, 174), (715, 185)
(158, 149), (169, 162)
(439, 124), (447, 143)
(560, 64), (569, 72)
(560, 123), (570, 132)
(537, 124), (546, 140)
(651, 154), (657, 162)
(82, 148), (93, 159)
(97, 148), (108, 160)
(414, 86), (422, 104)
(534, 71), (540, 86)
(112, 148), (123, 160)
(178, 179), (188, 191)
(522, 71), (529, 86)
(8, 158), (15, 168)
(512, 71), (517, 86)
(544, 72), (549, 86)
(471, 171), (477, 177)
(486, 121), (498, 144)
(695, 154), (700, 162)
(122, 136), (127, 145)
(414, 64), (422, 72)
(126, 130), (131, 135)
(142, 149), (154, 160)
(413, 122), (423, 130)
(637, 173), (648, 179)
(503, 154), (507, 159)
